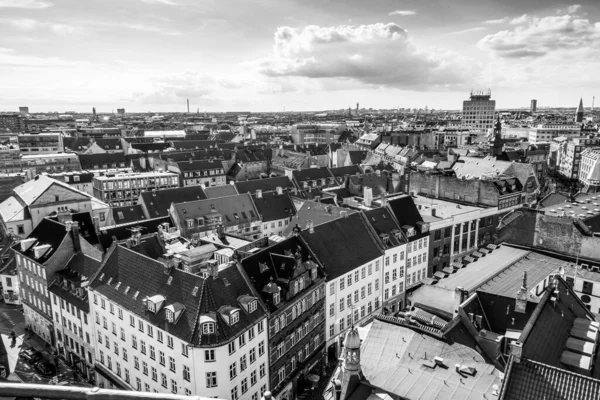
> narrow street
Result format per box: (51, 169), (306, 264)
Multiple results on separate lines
(0, 302), (76, 385)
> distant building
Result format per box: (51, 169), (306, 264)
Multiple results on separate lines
(529, 123), (581, 144)
(556, 137), (600, 180)
(579, 148), (600, 191)
(530, 99), (537, 113)
(17, 133), (64, 154)
(92, 171), (180, 207)
(19, 106), (29, 115)
(0, 114), (24, 132)
(117, 108), (125, 115)
(461, 90), (496, 132)
(290, 124), (344, 145)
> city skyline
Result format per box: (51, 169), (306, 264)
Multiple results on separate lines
(1, 0), (599, 112)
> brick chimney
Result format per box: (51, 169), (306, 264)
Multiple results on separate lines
(67, 221), (81, 252)
(217, 224), (226, 240)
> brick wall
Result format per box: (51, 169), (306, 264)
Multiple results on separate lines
(408, 172), (499, 207)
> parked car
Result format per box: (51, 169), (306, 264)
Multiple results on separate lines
(34, 360), (56, 376)
(20, 348), (43, 364)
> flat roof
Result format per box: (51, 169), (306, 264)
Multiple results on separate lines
(542, 193), (600, 221)
(412, 194), (483, 221)
(93, 171), (178, 180)
(434, 246), (529, 293)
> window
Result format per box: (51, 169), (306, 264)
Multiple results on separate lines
(130, 315), (135, 327)
(340, 279), (345, 291)
(231, 386), (238, 400)
(258, 341), (265, 356)
(278, 367), (285, 384)
(206, 372), (218, 388)
(142, 361), (148, 375)
(260, 363), (266, 378)
(151, 367), (157, 382)
(202, 322), (215, 334)
(140, 340), (146, 355)
(205, 350), (215, 362)
(149, 345), (155, 360)
(181, 342), (189, 357)
(161, 373), (167, 388)
(157, 331), (163, 343)
(183, 365), (190, 381)
(230, 362), (237, 380)
(134, 356), (139, 370)
(229, 341), (236, 354)
(241, 354), (248, 371)
(248, 326), (255, 340)
(583, 281), (594, 295)
(239, 333), (246, 347)
(251, 370), (257, 386)
(168, 336), (174, 349)
(132, 335), (137, 349)
(329, 283), (335, 295)
(347, 275), (352, 287)
(250, 348), (256, 364)
(171, 379), (177, 394)
(257, 320), (264, 333)
(231, 311), (240, 325)
(241, 378), (248, 394)
(138, 320), (144, 333)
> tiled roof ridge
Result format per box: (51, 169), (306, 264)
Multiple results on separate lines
(517, 288), (552, 345)
(497, 355), (517, 400)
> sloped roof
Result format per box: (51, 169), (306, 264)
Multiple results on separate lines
(0, 195), (28, 222)
(112, 205), (146, 225)
(139, 187), (207, 218)
(176, 160), (225, 172)
(79, 153), (127, 170)
(299, 212), (382, 279)
(204, 185), (238, 199)
(234, 176), (295, 194)
(98, 216), (171, 250)
(252, 190), (296, 222)
(386, 195), (425, 236)
(500, 357), (600, 400)
(13, 218), (68, 264)
(329, 165), (362, 178)
(362, 208), (407, 248)
(13, 175), (88, 206)
(292, 167), (334, 182)
(91, 242), (267, 347)
(283, 201), (358, 236)
(171, 193), (260, 229)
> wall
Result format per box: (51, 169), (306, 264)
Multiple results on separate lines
(408, 172), (500, 207)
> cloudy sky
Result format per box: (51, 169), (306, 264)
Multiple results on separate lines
(0, 0), (599, 112)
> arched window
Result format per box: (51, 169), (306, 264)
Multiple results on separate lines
(280, 315), (286, 328)
(292, 306), (297, 319)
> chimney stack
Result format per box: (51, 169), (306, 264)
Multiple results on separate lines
(256, 189), (262, 198)
(276, 186), (283, 195)
(207, 260), (218, 279)
(340, 210), (348, 218)
(70, 221), (81, 252)
(217, 224), (226, 240)
(307, 220), (314, 234)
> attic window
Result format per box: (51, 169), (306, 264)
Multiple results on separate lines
(230, 310), (240, 325)
(148, 301), (156, 312)
(165, 309), (174, 323)
(192, 286), (199, 296)
(241, 211), (248, 219)
(133, 291), (139, 299)
(115, 282), (122, 290)
(182, 208), (187, 214)
(223, 278), (231, 287)
(273, 292), (281, 305)
(117, 211), (124, 220)
(167, 276), (173, 285)
(249, 210), (256, 218)
(202, 322), (215, 334)
(107, 277), (113, 285)
(249, 300), (257, 313)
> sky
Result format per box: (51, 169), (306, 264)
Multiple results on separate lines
(0, 0), (599, 112)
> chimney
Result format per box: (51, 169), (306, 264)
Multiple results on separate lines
(375, 169), (381, 176)
(453, 286), (464, 314)
(71, 221), (81, 252)
(380, 192), (387, 207)
(431, 208), (437, 217)
(130, 228), (142, 246)
(256, 189), (262, 198)
(276, 186), (283, 195)
(217, 224), (226, 240)
(206, 260), (218, 279)
(340, 211), (348, 218)
(307, 220), (314, 234)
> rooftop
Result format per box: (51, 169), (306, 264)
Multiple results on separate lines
(412, 195), (483, 222)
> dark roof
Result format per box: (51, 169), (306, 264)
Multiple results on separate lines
(234, 176), (295, 194)
(386, 195), (426, 237)
(91, 242), (267, 347)
(329, 165), (362, 178)
(538, 192), (571, 208)
(98, 216), (171, 250)
(71, 212), (100, 246)
(252, 191), (296, 222)
(130, 142), (170, 152)
(235, 149), (269, 163)
(299, 212), (383, 279)
(362, 208), (407, 248)
(239, 236), (324, 312)
(94, 138), (122, 151)
(50, 254), (102, 312)
(13, 218), (67, 263)
(79, 153), (127, 170)
(176, 160), (224, 172)
(347, 150), (368, 165)
(112, 205), (146, 225)
(349, 172), (391, 196)
(283, 201), (357, 236)
(500, 357), (600, 400)
(170, 140), (218, 150)
(292, 167), (334, 182)
(139, 187), (207, 218)
(203, 185), (238, 199)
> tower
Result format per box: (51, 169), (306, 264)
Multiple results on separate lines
(356, 102), (359, 116)
(490, 115), (503, 157)
(187, 99), (190, 113)
(530, 99), (537, 113)
(576, 98), (584, 123)
(338, 326), (362, 400)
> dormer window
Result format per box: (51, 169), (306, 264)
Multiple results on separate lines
(148, 301), (156, 312)
(202, 322), (215, 334)
(166, 309), (174, 323)
(311, 267), (317, 280)
(273, 292), (281, 305)
(231, 311), (240, 325)
(249, 301), (257, 313)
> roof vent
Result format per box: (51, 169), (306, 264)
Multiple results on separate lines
(99, 273), (105, 282)
(115, 282), (122, 290)
(133, 291), (139, 299)
(167, 276), (173, 285)
(455, 364), (477, 376)
(33, 244), (52, 259)
(124, 286), (130, 294)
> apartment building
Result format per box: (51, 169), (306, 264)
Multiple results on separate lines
(298, 212), (384, 363)
(528, 123), (581, 144)
(93, 171), (180, 207)
(166, 160), (226, 188)
(252, 188), (296, 238)
(14, 219), (102, 344)
(557, 137), (600, 180)
(17, 133), (64, 154)
(579, 148), (600, 192)
(89, 235), (270, 399)
(49, 253), (101, 382)
(240, 236), (326, 400)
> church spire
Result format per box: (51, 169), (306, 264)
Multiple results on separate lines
(490, 114), (503, 157)
(576, 97), (584, 123)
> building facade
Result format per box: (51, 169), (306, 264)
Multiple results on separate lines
(18, 133), (64, 154)
(461, 91), (496, 132)
(92, 171), (180, 207)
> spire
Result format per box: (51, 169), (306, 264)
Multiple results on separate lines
(576, 97), (584, 123)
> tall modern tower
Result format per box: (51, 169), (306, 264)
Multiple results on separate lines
(530, 99), (537, 113)
(461, 89), (496, 132)
(576, 98), (584, 123)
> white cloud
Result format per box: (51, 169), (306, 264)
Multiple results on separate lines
(257, 23), (475, 91)
(2, 18), (83, 36)
(450, 27), (487, 35)
(0, 0), (52, 9)
(122, 23), (180, 35)
(0, 48), (87, 67)
(139, 0), (176, 5)
(509, 14), (529, 25)
(557, 4), (581, 14)
(388, 10), (416, 17)
(478, 10), (600, 59)
(484, 17), (508, 24)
